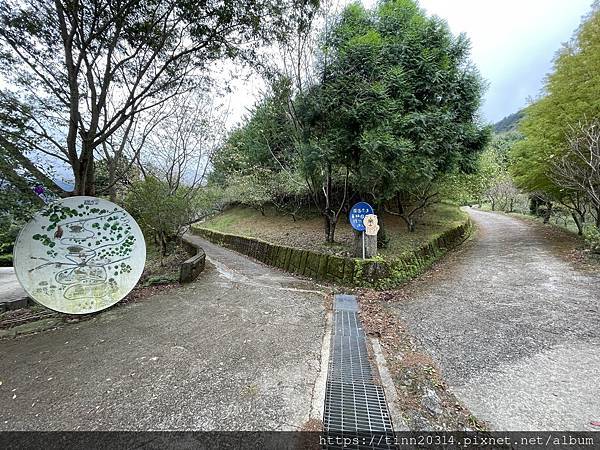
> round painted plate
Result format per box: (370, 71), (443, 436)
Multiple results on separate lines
(13, 196), (146, 314)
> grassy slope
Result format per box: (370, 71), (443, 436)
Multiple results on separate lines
(198, 203), (467, 258)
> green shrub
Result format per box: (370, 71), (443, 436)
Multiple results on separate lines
(583, 226), (600, 254)
(124, 177), (199, 256)
(0, 253), (13, 267)
(143, 274), (179, 286)
(0, 214), (22, 255)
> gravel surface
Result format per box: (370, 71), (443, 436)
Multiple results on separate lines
(387, 207), (600, 431)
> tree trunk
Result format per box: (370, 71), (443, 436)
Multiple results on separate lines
(323, 161), (336, 243)
(375, 203), (389, 248)
(396, 195), (416, 233)
(108, 158), (117, 202)
(73, 145), (96, 196)
(543, 202), (553, 224)
(529, 196), (537, 216)
(329, 216), (337, 243)
(324, 213), (331, 243)
(571, 212), (584, 235)
(158, 231), (168, 260)
(324, 213), (336, 243)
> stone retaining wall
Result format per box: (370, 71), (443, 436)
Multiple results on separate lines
(180, 237), (206, 283)
(190, 218), (472, 288)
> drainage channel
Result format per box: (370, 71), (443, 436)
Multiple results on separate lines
(323, 294), (397, 449)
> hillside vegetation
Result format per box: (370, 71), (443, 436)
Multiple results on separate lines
(494, 111), (524, 133)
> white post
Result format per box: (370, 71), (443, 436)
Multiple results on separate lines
(362, 231), (365, 260)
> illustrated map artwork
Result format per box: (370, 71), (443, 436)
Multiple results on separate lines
(13, 196), (146, 314)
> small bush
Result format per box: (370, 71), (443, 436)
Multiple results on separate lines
(583, 226), (600, 254)
(124, 177), (199, 256)
(0, 253), (13, 267)
(143, 274), (179, 286)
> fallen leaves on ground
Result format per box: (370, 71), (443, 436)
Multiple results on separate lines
(358, 288), (487, 431)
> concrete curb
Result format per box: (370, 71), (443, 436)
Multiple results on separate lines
(180, 235), (206, 283)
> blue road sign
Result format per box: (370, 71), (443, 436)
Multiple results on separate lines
(349, 202), (374, 232)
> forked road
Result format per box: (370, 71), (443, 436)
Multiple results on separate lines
(0, 236), (327, 431)
(2, 209), (599, 432)
(389, 207), (600, 430)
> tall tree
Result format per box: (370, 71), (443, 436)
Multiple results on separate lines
(549, 119), (600, 229)
(300, 0), (488, 234)
(0, 0), (316, 196)
(511, 2), (600, 225)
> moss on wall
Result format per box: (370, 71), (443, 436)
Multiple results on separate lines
(190, 218), (472, 288)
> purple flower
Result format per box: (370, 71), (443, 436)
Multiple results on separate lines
(34, 185), (45, 195)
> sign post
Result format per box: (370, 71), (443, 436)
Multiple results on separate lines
(349, 202), (375, 259)
(362, 231), (365, 259)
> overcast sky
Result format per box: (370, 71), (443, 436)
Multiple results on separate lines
(227, 0), (594, 126)
(416, 0), (594, 123)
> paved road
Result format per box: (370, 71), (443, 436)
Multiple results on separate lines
(0, 267), (29, 309)
(389, 208), (600, 430)
(0, 235), (327, 431)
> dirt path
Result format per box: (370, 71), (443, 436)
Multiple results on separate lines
(0, 235), (327, 431)
(387, 207), (600, 431)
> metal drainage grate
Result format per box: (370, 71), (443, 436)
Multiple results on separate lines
(329, 334), (373, 383)
(324, 380), (393, 433)
(334, 311), (365, 336)
(334, 294), (359, 311)
(323, 294), (396, 450)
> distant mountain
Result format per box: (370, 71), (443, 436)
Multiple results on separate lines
(494, 110), (524, 133)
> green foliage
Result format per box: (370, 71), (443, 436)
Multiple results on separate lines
(0, 214), (21, 257)
(220, 169), (309, 215)
(222, 171), (276, 214)
(299, 0), (489, 200)
(211, 0), (488, 239)
(124, 177), (198, 254)
(210, 79), (298, 184)
(511, 4), (600, 197)
(0, 253), (12, 266)
(584, 225), (600, 253)
(143, 274), (179, 286)
(439, 173), (483, 205)
(494, 111), (524, 133)
(441, 131), (521, 206)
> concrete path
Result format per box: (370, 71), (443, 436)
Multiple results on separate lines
(0, 267), (29, 310)
(0, 235), (328, 431)
(388, 208), (600, 430)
